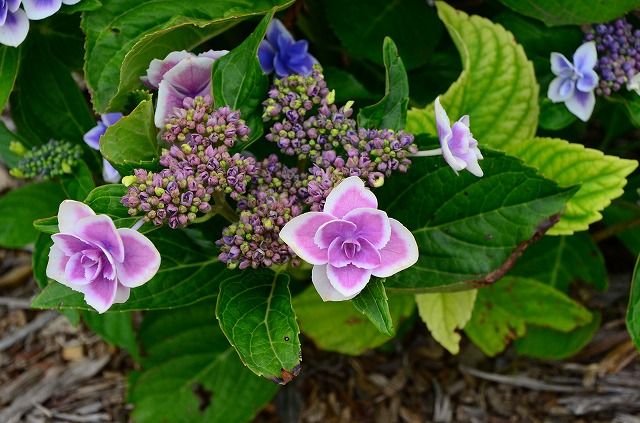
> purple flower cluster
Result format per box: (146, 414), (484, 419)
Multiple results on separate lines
(584, 18), (640, 96)
(161, 96), (250, 147)
(216, 155), (306, 269)
(122, 101), (256, 228)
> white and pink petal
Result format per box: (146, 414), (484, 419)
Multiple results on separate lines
(115, 228), (161, 288)
(372, 219), (419, 278)
(343, 208), (391, 249)
(22, 0), (62, 20)
(311, 265), (357, 302)
(0, 9), (28, 47)
(82, 275), (119, 314)
(57, 200), (96, 234)
(279, 212), (334, 265)
(323, 176), (377, 218)
(326, 263), (371, 297)
(74, 215), (125, 263)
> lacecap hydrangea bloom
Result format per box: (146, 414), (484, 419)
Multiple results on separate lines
(84, 112), (123, 183)
(46, 200), (160, 313)
(280, 176), (418, 301)
(548, 42), (599, 121)
(258, 18), (317, 77)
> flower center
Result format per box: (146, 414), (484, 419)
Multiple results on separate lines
(341, 239), (361, 260)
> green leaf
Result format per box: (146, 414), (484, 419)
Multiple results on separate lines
(60, 161), (96, 201)
(406, 2), (538, 150)
(539, 98), (578, 131)
(352, 278), (393, 336)
(100, 99), (158, 173)
(130, 303), (279, 423)
(515, 311), (601, 360)
(628, 256), (640, 351)
(503, 137), (638, 235)
(0, 120), (29, 168)
(62, 0), (102, 13)
(0, 182), (66, 248)
(216, 270), (301, 381)
(323, 67), (377, 103)
(416, 290), (477, 355)
(511, 233), (607, 292)
(499, 0), (640, 26)
(31, 228), (230, 311)
(324, 0), (442, 70)
(82, 311), (139, 360)
(10, 37), (94, 144)
(0, 45), (20, 110)
(357, 37), (408, 131)
(602, 175), (640, 256)
(378, 150), (576, 292)
(33, 233), (54, 289)
(82, 0), (294, 113)
(294, 286), (415, 356)
(211, 13), (272, 145)
(464, 277), (592, 356)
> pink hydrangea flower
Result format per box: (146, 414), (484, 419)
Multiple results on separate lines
(280, 176), (418, 301)
(46, 200), (161, 313)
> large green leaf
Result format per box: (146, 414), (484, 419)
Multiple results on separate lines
(416, 290), (477, 355)
(100, 99), (158, 173)
(216, 271), (301, 382)
(0, 182), (66, 248)
(324, 0), (442, 70)
(357, 37), (408, 132)
(60, 161), (96, 201)
(352, 278), (393, 336)
(294, 286), (415, 356)
(81, 0), (293, 113)
(211, 13), (272, 143)
(406, 2), (538, 150)
(130, 303), (279, 423)
(503, 137), (638, 235)
(629, 256), (640, 351)
(10, 37), (94, 144)
(499, 0), (640, 27)
(0, 45), (20, 110)
(31, 228), (231, 311)
(510, 233), (607, 293)
(465, 277), (592, 356)
(82, 311), (139, 360)
(602, 175), (640, 256)
(378, 150), (576, 292)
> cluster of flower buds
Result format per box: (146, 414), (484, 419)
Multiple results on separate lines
(9, 139), (83, 179)
(584, 18), (640, 96)
(217, 155), (306, 269)
(161, 96), (250, 147)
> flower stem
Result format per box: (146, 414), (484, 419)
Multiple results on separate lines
(412, 148), (443, 157)
(212, 191), (239, 223)
(130, 218), (145, 232)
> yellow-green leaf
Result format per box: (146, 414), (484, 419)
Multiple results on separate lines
(503, 137), (638, 235)
(406, 2), (538, 150)
(416, 290), (477, 354)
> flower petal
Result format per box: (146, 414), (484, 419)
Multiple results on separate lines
(154, 83), (185, 128)
(460, 151), (484, 177)
(82, 275), (118, 314)
(101, 112), (123, 127)
(115, 228), (161, 288)
(372, 218), (419, 278)
(550, 52), (574, 77)
(326, 264), (371, 297)
(441, 138), (466, 173)
(62, 0), (82, 4)
(547, 76), (575, 103)
(434, 96), (452, 142)
(46, 244), (69, 283)
(258, 40), (276, 74)
(577, 68), (599, 92)
(102, 159), (121, 184)
(627, 72), (640, 94)
(22, 0), (62, 20)
(58, 200), (95, 234)
(565, 89), (595, 122)
(350, 238), (382, 270)
(311, 264), (357, 301)
(83, 123), (105, 150)
(573, 41), (597, 73)
(279, 211), (335, 265)
(74, 215), (125, 263)
(0, 9), (29, 47)
(449, 121), (472, 157)
(7, 0), (21, 13)
(267, 18), (294, 45)
(198, 49), (229, 60)
(327, 238), (351, 268)
(52, 233), (92, 255)
(114, 284), (130, 304)
(144, 50), (193, 89)
(314, 219), (357, 249)
(65, 252), (93, 286)
(323, 176), (377, 218)
(342, 208), (391, 249)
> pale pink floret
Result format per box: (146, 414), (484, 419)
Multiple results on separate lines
(46, 200), (161, 313)
(280, 176), (418, 301)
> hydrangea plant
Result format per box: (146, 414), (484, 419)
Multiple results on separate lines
(1, 1), (640, 421)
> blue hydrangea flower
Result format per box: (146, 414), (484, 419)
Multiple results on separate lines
(22, 0), (81, 20)
(548, 42), (599, 122)
(84, 113), (123, 183)
(0, 1), (28, 47)
(258, 19), (317, 77)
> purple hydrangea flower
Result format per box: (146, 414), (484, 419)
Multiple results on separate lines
(46, 200), (161, 313)
(22, 0), (80, 20)
(144, 50), (228, 127)
(280, 176), (418, 301)
(0, 1), (28, 47)
(548, 42), (599, 122)
(84, 112), (123, 183)
(258, 19), (317, 77)
(434, 97), (483, 177)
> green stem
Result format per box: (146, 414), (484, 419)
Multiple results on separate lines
(213, 191), (239, 223)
